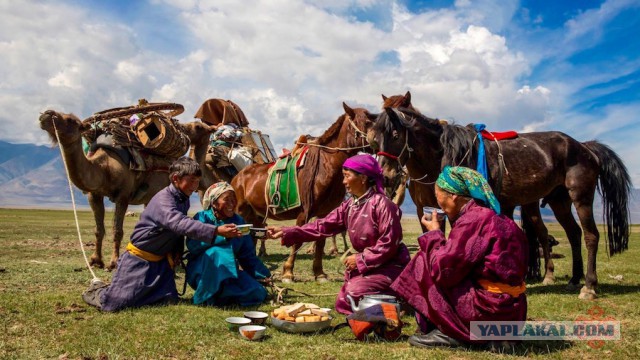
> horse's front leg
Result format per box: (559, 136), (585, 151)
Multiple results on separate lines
(109, 200), (128, 271)
(88, 193), (106, 269)
(313, 237), (328, 282)
(281, 244), (298, 283)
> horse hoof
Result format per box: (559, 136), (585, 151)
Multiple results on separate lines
(258, 250), (268, 257)
(566, 282), (581, 292)
(578, 286), (597, 300)
(316, 276), (329, 283)
(542, 277), (555, 286)
(281, 277), (294, 284)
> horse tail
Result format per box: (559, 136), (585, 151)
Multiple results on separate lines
(583, 141), (632, 255)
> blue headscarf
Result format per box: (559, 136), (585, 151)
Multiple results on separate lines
(436, 166), (501, 214)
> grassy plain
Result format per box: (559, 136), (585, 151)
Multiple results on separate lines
(0, 208), (638, 359)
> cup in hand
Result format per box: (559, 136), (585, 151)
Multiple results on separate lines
(423, 206), (446, 221)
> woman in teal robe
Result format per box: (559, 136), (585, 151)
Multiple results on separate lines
(186, 182), (271, 306)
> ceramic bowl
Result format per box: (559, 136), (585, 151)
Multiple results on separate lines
(423, 206), (446, 221)
(239, 325), (266, 341)
(225, 316), (251, 331)
(244, 311), (269, 325)
(250, 227), (267, 239)
(236, 224), (252, 235)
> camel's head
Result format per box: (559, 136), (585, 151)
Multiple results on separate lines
(179, 120), (213, 145)
(39, 110), (86, 146)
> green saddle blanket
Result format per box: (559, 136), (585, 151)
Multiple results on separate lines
(267, 151), (304, 214)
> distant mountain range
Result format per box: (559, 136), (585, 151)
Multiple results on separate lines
(0, 140), (638, 223)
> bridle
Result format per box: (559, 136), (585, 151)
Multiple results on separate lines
(375, 112), (434, 185)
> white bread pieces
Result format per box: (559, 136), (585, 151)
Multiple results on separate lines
(271, 303), (330, 322)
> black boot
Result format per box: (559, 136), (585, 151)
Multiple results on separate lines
(408, 329), (463, 348)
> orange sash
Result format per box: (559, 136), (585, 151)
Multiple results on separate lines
(126, 242), (176, 269)
(478, 279), (526, 297)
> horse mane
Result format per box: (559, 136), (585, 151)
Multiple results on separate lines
(441, 123), (478, 168)
(297, 113), (348, 222)
(315, 114), (346, 144)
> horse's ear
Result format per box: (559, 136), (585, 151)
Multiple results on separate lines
(403, 91), (411, 106)
(343, 102), (355, 119)
(382, 94), (388, 101)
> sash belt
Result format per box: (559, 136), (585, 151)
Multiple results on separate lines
(478, 279), (526, 297)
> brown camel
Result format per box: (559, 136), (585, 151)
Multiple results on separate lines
(39, 110), (213, 270)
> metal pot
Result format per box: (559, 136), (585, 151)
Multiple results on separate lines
(346, 294), (401, 313)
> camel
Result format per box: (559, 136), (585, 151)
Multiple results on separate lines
(39, 110), (213, 270)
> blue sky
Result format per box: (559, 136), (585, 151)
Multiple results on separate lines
(1, 0), (639, 187)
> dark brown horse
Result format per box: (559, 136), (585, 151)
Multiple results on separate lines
(379, 92), (552, 282)
(231, 103), (377, 282)
(370, 106), (631, 299)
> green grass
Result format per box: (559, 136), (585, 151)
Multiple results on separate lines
(0, 208), (638, 359)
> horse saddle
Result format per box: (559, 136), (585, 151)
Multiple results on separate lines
(480, 130), (518, 141)
(266, 146), (309, 214)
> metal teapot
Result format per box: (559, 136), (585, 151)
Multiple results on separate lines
(346, 294), (401, 313)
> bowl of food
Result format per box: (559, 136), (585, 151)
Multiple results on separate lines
(250, 227), (267, 239)
(239, 325), (266, 341)
(226, 316), (251, 331)
(271, 303), (332, 333)
(236, 224), (252, 235)
(244, 311), (269, 325)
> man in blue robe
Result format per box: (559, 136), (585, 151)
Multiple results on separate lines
(82, 157), (242, 312)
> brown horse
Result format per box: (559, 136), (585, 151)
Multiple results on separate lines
(370, 106), (631, 299)
(379, 92), (553, 282)
(231, 103), (376, 282)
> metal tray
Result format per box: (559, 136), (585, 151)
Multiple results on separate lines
(270, 316), (333, 334)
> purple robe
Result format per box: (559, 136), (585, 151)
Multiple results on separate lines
(100, 184), (217, 312)
(391, 200), (528, 343)
(281, 189), (410, 315)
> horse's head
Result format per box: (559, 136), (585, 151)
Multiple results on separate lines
(341, 102), (377, 151)
(382, 91), (412, 108)
(370, 107), (415, 187)
(39, 110), (86, 146)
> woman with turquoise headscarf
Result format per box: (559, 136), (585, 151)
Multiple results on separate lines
(186, 182), (271, 306)
(391, 166), (528, 350)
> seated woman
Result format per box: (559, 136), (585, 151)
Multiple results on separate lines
(186, 182), (271, 306)
(391, 166), (528, 348)
(267, 154), (410, 315)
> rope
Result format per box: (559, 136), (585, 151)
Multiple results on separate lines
(296, 142), (369, 152)
(52, 116), (98, 281)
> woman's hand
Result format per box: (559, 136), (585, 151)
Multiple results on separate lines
(266, 226), (283, 239)
(343, 254), (357, 271)
(217, 224), (241, 238)
(421, 211), (441, 232)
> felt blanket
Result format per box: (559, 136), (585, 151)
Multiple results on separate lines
(266, 147), (308, 214)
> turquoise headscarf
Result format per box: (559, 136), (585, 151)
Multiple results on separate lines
(436, 166), (501, 214)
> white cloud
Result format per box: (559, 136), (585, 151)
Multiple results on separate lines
(0, 0), (637, 188)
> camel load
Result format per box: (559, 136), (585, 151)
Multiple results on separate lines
(195, 98), (278, 176)
(82, 99), (191, 163)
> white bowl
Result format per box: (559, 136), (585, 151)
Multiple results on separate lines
(239, 325), (266, 341)
(237, 224), (252, 235)
(244, 311), (269, 325)
(225, 316), (251, 331)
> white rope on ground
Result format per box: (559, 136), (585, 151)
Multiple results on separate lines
(52, 117), (99, 281)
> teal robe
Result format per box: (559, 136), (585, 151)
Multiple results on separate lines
(186, 210), (270, 306)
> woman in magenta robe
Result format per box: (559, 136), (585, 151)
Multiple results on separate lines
(391, 166), (528, 348)
(267, 154), (410, 315)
